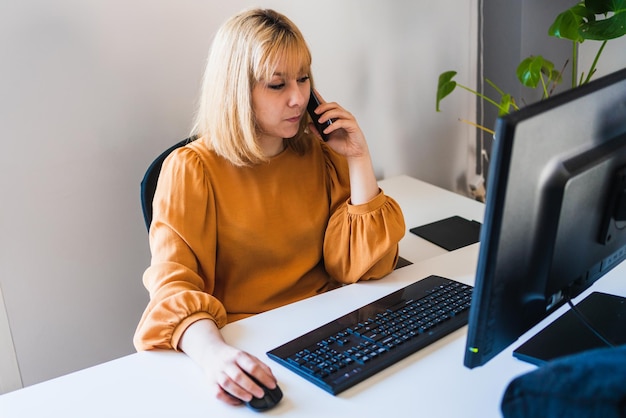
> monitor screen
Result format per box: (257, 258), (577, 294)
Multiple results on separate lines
(464, 67), (626, 369)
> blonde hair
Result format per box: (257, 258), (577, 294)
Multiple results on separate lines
(191, 8), (313, 166)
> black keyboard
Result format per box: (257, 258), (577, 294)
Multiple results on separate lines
(267, 275), (473, 395)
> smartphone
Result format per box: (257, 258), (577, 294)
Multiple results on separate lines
(307, 89), (335, 141)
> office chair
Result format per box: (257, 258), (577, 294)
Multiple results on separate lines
(140, 136), (197, 231)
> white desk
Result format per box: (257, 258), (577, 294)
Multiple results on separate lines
(1, 175), (624, 417)
(377, 175), (484, 264)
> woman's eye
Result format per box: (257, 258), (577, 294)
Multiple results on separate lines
(267, 76), (309, 90)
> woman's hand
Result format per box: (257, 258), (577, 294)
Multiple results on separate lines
(178, 319), (278, 406)
(309, 89), (379, 204)
(308, 89), (370, 160)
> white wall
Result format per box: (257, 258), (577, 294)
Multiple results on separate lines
(579, 35), (626, 80)
(0, 0), (477, 390)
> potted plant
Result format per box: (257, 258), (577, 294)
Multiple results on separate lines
(436, 0), (626, 136)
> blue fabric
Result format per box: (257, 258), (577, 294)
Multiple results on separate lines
(501, 345), (626, 418)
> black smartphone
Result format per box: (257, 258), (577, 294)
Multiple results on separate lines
(307, 89), (335, 141)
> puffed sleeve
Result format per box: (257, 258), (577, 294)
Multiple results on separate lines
(321, 145), (406, 284)
(133, 147), (227, 351)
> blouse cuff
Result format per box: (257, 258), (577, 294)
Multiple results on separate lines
(347, 189), (387, 215)
(171, 310), (228, 351)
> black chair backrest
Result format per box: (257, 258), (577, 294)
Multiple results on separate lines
(140, 136), (197, 231)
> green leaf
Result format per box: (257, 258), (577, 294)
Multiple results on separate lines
(498, 94), (514, 116)
(436, 71), (458, 112)
(552, 0), (626, 42)
(585, 0), (622, 14)
(582, 14), (626, 39)
(516, 56), (556, 88)
(581, 0), (626, 40)
(545, 67), (563, 84)
(549, 3), (590, 42)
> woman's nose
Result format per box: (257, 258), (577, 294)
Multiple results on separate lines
(287, 83), (306, 107)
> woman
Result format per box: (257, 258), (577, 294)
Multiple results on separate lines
(134, 8), (405, 406)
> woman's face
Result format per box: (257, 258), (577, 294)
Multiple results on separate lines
(252, 61), (311, 143)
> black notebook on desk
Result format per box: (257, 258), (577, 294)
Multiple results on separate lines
(410, 216), (481, 251)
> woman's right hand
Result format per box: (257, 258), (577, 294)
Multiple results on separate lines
(178, 319), (278, 405)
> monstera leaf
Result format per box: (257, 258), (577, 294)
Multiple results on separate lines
(583, 0), (626, 40)
(549, 3), (592, 42)
(550, 0), (626, 42)
(516, 56), (560, 89)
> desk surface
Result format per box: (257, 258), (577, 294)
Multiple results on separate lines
(2, 175), (624, 417)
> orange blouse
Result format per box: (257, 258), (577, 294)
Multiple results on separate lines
(133, 137), (405, 351)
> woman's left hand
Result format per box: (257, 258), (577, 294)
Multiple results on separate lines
(309, 89), (379, 204)
(308, 90), (370, 160)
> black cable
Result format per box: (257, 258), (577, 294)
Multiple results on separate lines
(565, 294), (617, 348)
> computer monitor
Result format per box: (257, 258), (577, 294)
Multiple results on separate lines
(464, 67), (626, 369)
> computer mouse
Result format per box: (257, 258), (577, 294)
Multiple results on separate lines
(244, 374), (283, 412)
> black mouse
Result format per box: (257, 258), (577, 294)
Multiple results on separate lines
(244, 374), (283, 412)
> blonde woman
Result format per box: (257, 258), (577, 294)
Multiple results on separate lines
(134, 8), (405, 407)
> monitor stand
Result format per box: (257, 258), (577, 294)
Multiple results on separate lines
(513, 292), (626, 366)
